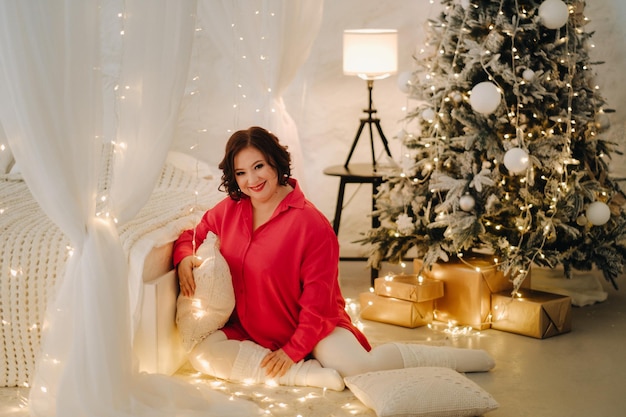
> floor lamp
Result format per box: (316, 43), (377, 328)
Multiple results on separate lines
(343, 29), (398, 170)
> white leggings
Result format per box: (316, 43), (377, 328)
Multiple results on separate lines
(189, 327), (494, 381)
(190, 328), (404, 379)
(313, 327), (404, 377)
(189, 331), (241, 380)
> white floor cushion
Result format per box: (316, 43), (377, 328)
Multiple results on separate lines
(344, 367), (499, 417)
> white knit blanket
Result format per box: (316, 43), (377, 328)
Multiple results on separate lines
(0, 162), (223, 387)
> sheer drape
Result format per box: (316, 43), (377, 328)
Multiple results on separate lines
(0, 1), (257, 415)
(104, 0), (199, 330)
(198, 0), (323, 189)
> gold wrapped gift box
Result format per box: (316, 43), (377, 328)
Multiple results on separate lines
(374, 274), (444, 302)
(359, 292), (435, 328)
(491, 289), (572, 338)
(414, 257), (517, 330)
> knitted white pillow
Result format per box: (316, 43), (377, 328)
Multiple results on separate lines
(344, 367), (499, 417)
(176, 232), (235, 351)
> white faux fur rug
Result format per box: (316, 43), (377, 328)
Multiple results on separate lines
(174, 362), (376, 417)
(0, 378), (375, 417)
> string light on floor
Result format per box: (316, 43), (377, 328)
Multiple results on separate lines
(427, 321), (481, 337)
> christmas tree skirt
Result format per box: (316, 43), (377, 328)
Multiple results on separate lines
(529, 267), (608, 307)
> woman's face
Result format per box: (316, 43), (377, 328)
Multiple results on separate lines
(233, 146), (280, 204)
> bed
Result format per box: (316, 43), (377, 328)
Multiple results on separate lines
(0, 151), (224, 387)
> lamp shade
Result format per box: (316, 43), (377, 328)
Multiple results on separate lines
(343, 29), (398, 80)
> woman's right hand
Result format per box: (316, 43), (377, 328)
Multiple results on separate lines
(177, 255), (202, 297)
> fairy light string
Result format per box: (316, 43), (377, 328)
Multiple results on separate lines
(229, 12), (243, 132)
(96, 7), (126, 225)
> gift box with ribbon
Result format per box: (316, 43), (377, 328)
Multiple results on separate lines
(414, 256), (518, 330)
(358, 292), (436, 328)
(374, 274), (444, 303)
(491, 289), (572, 338)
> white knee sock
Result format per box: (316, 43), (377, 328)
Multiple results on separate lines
(230, 341), (345, 391)
(393, 343), (495, 372)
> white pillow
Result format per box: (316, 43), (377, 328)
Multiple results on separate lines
(344, 367), (499, 417)
(176, 232), (235, 351)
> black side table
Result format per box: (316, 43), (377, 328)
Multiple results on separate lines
(323, 163), (385, 285)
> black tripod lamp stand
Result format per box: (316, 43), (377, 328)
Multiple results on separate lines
(343, 29), (398, 170)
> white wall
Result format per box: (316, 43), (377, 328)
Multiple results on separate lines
(286, 0), (439, 256)
(172, 0), (626, 258)
(585, 0), (626, 178)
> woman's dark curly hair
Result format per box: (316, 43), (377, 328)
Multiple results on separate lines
(218, 126), (292, 201)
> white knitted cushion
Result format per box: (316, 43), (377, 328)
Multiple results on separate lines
(176, 232), (235, 351)
(344, 367), (499, 417)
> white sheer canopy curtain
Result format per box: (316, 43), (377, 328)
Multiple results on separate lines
(0, 1), (258, 416)
(199, 0), (323, 190)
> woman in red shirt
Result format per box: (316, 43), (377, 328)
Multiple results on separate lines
(174, 127), (494, 391)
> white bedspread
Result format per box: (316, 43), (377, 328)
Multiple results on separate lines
(0, 162), (223, 387)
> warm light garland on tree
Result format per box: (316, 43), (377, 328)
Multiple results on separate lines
(361, 0), (626, 290)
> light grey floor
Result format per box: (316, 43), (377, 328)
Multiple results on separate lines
(1, 261), (624, 417)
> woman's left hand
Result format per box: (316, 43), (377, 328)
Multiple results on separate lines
(260, 348), (295, 378)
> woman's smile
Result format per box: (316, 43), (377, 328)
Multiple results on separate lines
(248, 181), (266, 193)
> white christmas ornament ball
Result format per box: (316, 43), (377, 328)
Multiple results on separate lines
(459, 194), (476, 211)
(522, 69), (535, 81)
(397, 71), (412, 94)
(586, 201), (611, 226)
(539, 0), (570, 29)
(503, 147), (530, 174)
(470, 82), (501, 114)
(460, 0), (471, 9)
(396, 129), (408, 141)
(422, 108), (436, 122)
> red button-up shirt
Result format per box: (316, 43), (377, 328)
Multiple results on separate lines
(173, 179), (370, 362)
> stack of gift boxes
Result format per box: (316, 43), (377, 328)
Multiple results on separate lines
(358, 255), (572, 339)
(359, 274), (444, 328)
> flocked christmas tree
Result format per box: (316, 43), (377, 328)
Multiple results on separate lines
(361, 0), (626, 290)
